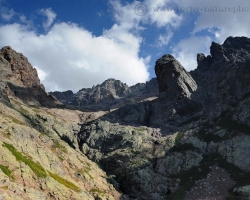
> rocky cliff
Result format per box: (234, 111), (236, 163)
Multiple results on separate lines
(77, 36), (250, 199)
(0, 46), (59, 107)
(0, 47), (124, 200)
(1, 36), (250, 200)
(50, 78), (158, 111)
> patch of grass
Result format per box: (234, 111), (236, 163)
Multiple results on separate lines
(48, 171), (80, 192)
(5, 114), (26, 126)
(11, 117), (25, 125)
(86, 162), (91, 167)
(0, 186), (8, 190)
(51, 141), (67, 153)
(175, 132), (184, 145)
(29, 105), (40, 110)
(58, 156), (64, 161)
(1, 131), (11, 139)
(134, 127), (145, 132)
(78, 165), (93, 180)
(89, 188), (105, 194)
(0, 164), (12, 178)
(2, 142), (47, 178)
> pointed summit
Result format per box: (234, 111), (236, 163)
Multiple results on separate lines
(155, 54), (197, 99)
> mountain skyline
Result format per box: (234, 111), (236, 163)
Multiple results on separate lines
(0, 0), (249, 92)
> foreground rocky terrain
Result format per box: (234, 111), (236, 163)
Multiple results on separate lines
(0, 36), (250, 200)
(0, 47), (123, 199)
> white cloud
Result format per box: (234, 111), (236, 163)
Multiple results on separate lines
(109, 0), (182, 30)
(39, 8), (56, 30)
(1, 2), (185, 92)
(1, 8), (15, 21)
(171, 0), (250, 42)
(35, 66), (47, 81)
(165, 0), (250, 72)
(156, 28), (173, 46)
(171, 36), (212, 71)
(0, 21), (150, 92)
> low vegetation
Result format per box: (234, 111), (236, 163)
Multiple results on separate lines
(51, 140), (67, 153)
(2, 142), (47, 178)
(48, 171), (80, 192)
(0, 164), (12, 178)
(174, 132), (184, 145)
(89, 188), (105, 194)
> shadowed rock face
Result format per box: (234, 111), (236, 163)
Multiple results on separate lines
(0, 46), (58, 107)
(77, 37), (250, 200)
(155, 54), (197, 99)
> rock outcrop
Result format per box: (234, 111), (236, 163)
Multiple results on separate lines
(155, 54), (197, 99)
(1, 36), (250, 200)
(76, 36), (250, 200)
(50, 78), (159, 111)
(0, 46), (59, 107)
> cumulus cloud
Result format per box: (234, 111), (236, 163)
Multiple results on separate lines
(168, 0), (250, 70)
(171, 36), (212, 71)
(0, 21), (150, 92)
(0, 0), (185, 92)
(110, 0), (182, 29)
(39, 8), (56, 30)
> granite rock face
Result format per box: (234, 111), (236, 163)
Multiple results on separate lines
(155, 54), (197, 99)
(77, 37), (250, 199)
(50, 78), (159, 111)
(1, 37), (250, 200)
(0, 46), (59, 107)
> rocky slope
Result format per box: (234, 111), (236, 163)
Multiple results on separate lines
(50, 78), (158, 111)
(0, 47), (124, 200)
(77, 36), (250, 199)
(1, 36), (250, 200)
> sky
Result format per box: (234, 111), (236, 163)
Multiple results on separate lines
(0, 0), (250, 92)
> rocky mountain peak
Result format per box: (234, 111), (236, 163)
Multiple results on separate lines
(155, 54), (197, 99)
(0, 46), (40, 87)
(99, 78), (129, 97)
(0, 46), (58, 107)
(222, 36), (250, 49)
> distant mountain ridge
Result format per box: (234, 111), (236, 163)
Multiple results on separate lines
(50, 77), (159, 110)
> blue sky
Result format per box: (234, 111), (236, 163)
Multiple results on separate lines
(0, 0), (249, 92)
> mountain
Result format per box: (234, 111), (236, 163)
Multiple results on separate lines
(50, 78), (158, 111)
(77, 36), (250, 199)
(0, 47), (124, 200)
(0, 46), (59, 107)
(1, 36), (250, 200)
